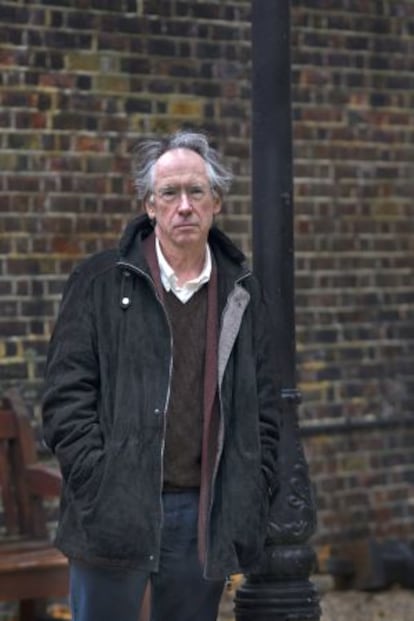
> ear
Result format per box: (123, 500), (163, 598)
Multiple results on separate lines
(145, 194), (156, 218)
(213, 195), (222, 215)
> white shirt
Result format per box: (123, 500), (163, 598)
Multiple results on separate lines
(155, 237), (212, 304)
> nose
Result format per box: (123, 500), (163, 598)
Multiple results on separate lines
(177, 190), (192, 213)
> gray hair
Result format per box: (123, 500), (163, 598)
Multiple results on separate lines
(132, 130), (233, 201)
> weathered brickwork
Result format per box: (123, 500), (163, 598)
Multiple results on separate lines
(0, 0), (252, 416)
(290, 1), (414, 550)
(292, 1), (414, 422)
(0, 0), (413, 556)
(305, 423), (414, 547)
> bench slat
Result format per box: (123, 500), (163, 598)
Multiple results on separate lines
(0, 547), (67, 572)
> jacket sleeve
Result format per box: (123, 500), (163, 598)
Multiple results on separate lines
(254, 283), (281, 497)
(42, 263), (105, 497)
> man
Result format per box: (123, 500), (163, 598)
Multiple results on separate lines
(42, 130), (280, 621)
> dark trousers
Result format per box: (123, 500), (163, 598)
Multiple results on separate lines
(70, 491), (225, 621)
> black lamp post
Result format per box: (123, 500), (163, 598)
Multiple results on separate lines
(234, 2), (321, 619)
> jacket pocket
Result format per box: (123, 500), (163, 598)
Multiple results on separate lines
(68, 449), (105, 510)
(79, 437), (160, 561)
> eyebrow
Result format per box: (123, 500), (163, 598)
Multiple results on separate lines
(157, 183), (208, 190)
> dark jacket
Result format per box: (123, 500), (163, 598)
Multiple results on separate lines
(42, 214), (280, 579)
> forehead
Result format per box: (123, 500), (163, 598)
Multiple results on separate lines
(153, 148), (208, 184)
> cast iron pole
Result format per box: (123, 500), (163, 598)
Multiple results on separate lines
(234, 2), (320, 619)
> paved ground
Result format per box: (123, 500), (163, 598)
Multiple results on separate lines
(319, 588), (414, 621)
(2, 577), (413, 620)
(218, 576), (414, 621)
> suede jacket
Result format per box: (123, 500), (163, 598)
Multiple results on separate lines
(42, 214), (280, 579)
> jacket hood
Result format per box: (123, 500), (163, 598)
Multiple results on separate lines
(119, 213), (154, 259)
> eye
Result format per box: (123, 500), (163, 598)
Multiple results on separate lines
(160, 187), (179, 202)
(189, 186), (206, 200)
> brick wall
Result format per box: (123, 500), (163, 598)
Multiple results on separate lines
(0, 0), (252, 413)
(291, 1), (414, 549)
(304, 423), (414, 548)
(1, 0), (413, 551)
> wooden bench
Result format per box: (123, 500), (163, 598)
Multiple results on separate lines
(0, 389), (68, 621)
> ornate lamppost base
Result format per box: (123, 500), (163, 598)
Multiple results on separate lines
(235, 544), (321, 621)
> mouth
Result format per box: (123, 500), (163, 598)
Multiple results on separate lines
(174, 222), (198, 229)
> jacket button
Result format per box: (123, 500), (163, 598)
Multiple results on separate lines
(154, 408), (161, 415)
(149, 554), (154, 561)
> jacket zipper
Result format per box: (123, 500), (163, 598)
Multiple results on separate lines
(117, 260), (173, 566)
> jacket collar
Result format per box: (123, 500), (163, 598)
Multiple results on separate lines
(118, 213), (250, 281)
(118, 214), (154, 270)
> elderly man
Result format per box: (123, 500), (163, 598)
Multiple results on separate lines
(42, 130), (280, 621)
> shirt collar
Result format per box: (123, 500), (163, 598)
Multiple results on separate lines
(155, 237), (212, 303)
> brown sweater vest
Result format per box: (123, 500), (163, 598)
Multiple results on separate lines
(163, 285), (208, 490)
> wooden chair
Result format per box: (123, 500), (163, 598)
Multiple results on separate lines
(0, 389), (68, 621)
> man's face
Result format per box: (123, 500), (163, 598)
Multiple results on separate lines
(145, 148), (222, 254)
